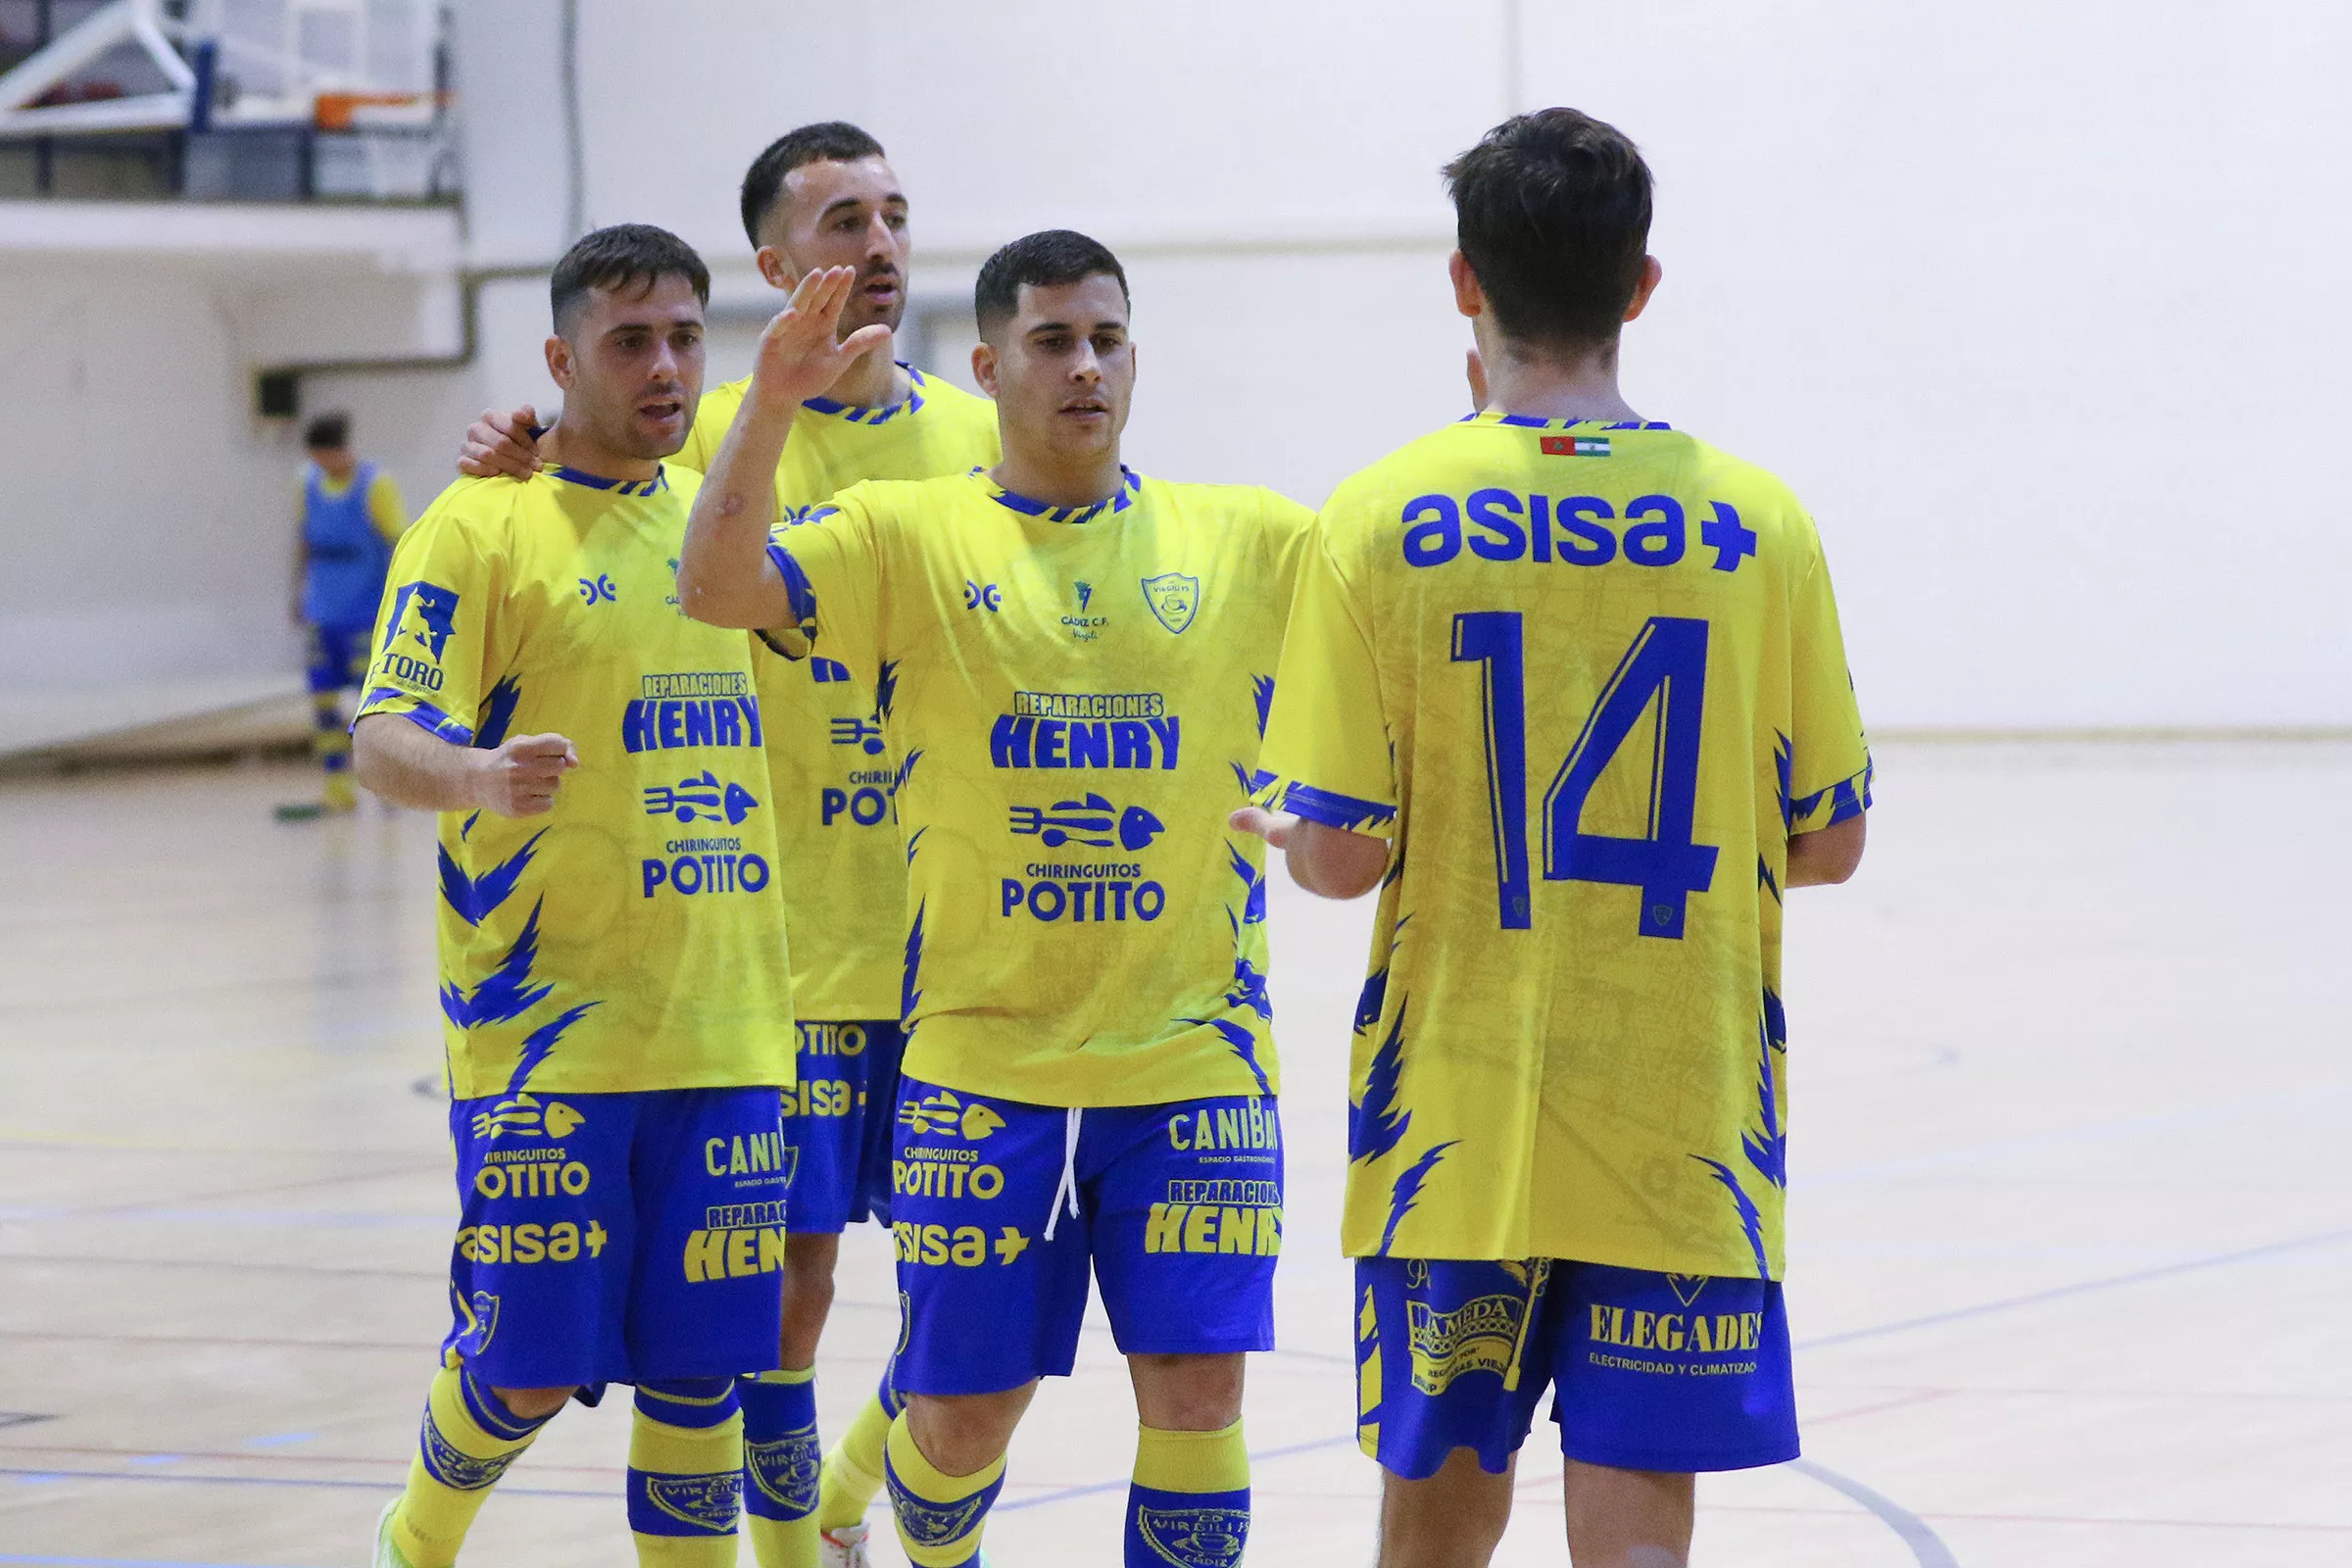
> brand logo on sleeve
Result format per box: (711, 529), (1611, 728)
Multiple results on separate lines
(385, 580), (460, 660)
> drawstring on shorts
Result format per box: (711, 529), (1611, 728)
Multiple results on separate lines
(1042, 1107), (1083, 1241)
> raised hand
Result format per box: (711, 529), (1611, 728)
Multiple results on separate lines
(459, 405), (544, 479)
(747, 267), (896, 416)
(471, 732), (578, 817)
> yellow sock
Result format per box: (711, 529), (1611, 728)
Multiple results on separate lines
(388, 1364), (554, 1568)
(628, 1381), (745, 1566)
(815, 1385), (896, 1532)
(1128, 1420), (1251, 1567)
(884, 1413), (1004, 1568)
(741, 1367), (818, 1568)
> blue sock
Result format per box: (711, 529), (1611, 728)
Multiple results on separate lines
(628, 1379), (744, 1562)
(740, 1368), (820, 1564)
(1126, 1421), (1251, 1568)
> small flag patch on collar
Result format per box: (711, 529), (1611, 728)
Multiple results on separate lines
(1541, 434), (1612, 457)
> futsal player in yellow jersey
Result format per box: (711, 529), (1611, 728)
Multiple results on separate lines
(458, 122), (1000, 1568)
(353, 225), (798, 1568)
(680, 237), (1311, 1568)
(1245, 113), (1872, 1567)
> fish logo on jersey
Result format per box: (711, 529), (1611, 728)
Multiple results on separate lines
(1141, 572), (1200, 634)
(1007, 793), (1165, 850)
(385, 580), (461, 660)
(898, 1088), (1006, 1142)
(642, 770), (760, 825)
(1135, 1506), (1250, 1567)
(470, 1093), (584, 1143)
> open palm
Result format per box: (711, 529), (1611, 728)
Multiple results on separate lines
(752, 266), (895, 410)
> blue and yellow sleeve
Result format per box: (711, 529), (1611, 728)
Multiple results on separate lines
(1252, 524), (1398, 838)
(760, 485), (883, 682)
(356, 491), (504, 746)
(1785, 526), (1871, 833)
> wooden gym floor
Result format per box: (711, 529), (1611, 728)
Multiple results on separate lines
(2, 741), (2347, 1566)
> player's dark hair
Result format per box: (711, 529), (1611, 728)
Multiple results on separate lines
(1445, 109), (1653, 355)
(303, 413), (351, 450)
(550, 223), (710, 335)
(974, 230), (1130, 340)
(739, 121), (888, 247)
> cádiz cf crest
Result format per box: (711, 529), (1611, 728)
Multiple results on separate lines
(1136, 1505), (1250, 1567)
(1140, 572), (1201, 634)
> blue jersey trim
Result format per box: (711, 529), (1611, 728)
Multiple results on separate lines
(1454, 412), (1675, 432)
(1273, 779), (1397, 834)
(549, 465), (669, 496)
(804, 363), (928, 424)
(975, 465), (1141, 525)
(365, 688), (475, 746)
(762, 541), (820, 630)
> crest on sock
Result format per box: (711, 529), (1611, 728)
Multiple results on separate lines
(1136, 1505), (1250, 1568)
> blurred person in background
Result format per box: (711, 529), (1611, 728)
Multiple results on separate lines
(279, 411), (407, 820)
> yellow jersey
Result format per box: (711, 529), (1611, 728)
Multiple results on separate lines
(764, 467), (1312, 1107)
(1254, 414), (1870, 1279)
(680, 368), (1002, 1018)
(359, 465), (798, 1101)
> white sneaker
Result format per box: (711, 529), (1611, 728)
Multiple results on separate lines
(817, 1522), (872, 1568)
(372, 1500), (416, 1568)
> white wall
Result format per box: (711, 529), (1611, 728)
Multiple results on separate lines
(3, 0), (2345, 726)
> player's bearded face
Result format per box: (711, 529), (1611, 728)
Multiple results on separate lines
(991, 275), (1134, 464)
(561, 275), (707, 461)
(778, 156), (910, 338)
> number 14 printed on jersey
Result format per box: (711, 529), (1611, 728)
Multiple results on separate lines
(1449, 612), (1718, 939)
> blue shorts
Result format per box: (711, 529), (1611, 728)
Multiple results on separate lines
(782, 1019), (905, 1232)
(1356, 1258), (1797, 1477)
(889, 1078), (1282, 1396)
(444, 1087), (789, 1390)
(306, 622), (369, 695)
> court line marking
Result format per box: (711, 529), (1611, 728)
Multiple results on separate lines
(1789, 1458), (1959, 1567)
(1798, 1077), (2352, 1189)
(1795, 1225), (2352, 1352)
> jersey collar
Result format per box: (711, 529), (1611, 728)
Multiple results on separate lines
(549, 465), (669, 497)
(972, 465), (1141, 525)
(804, 362), (929, 425)
(1456, 410), (1673, 431)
